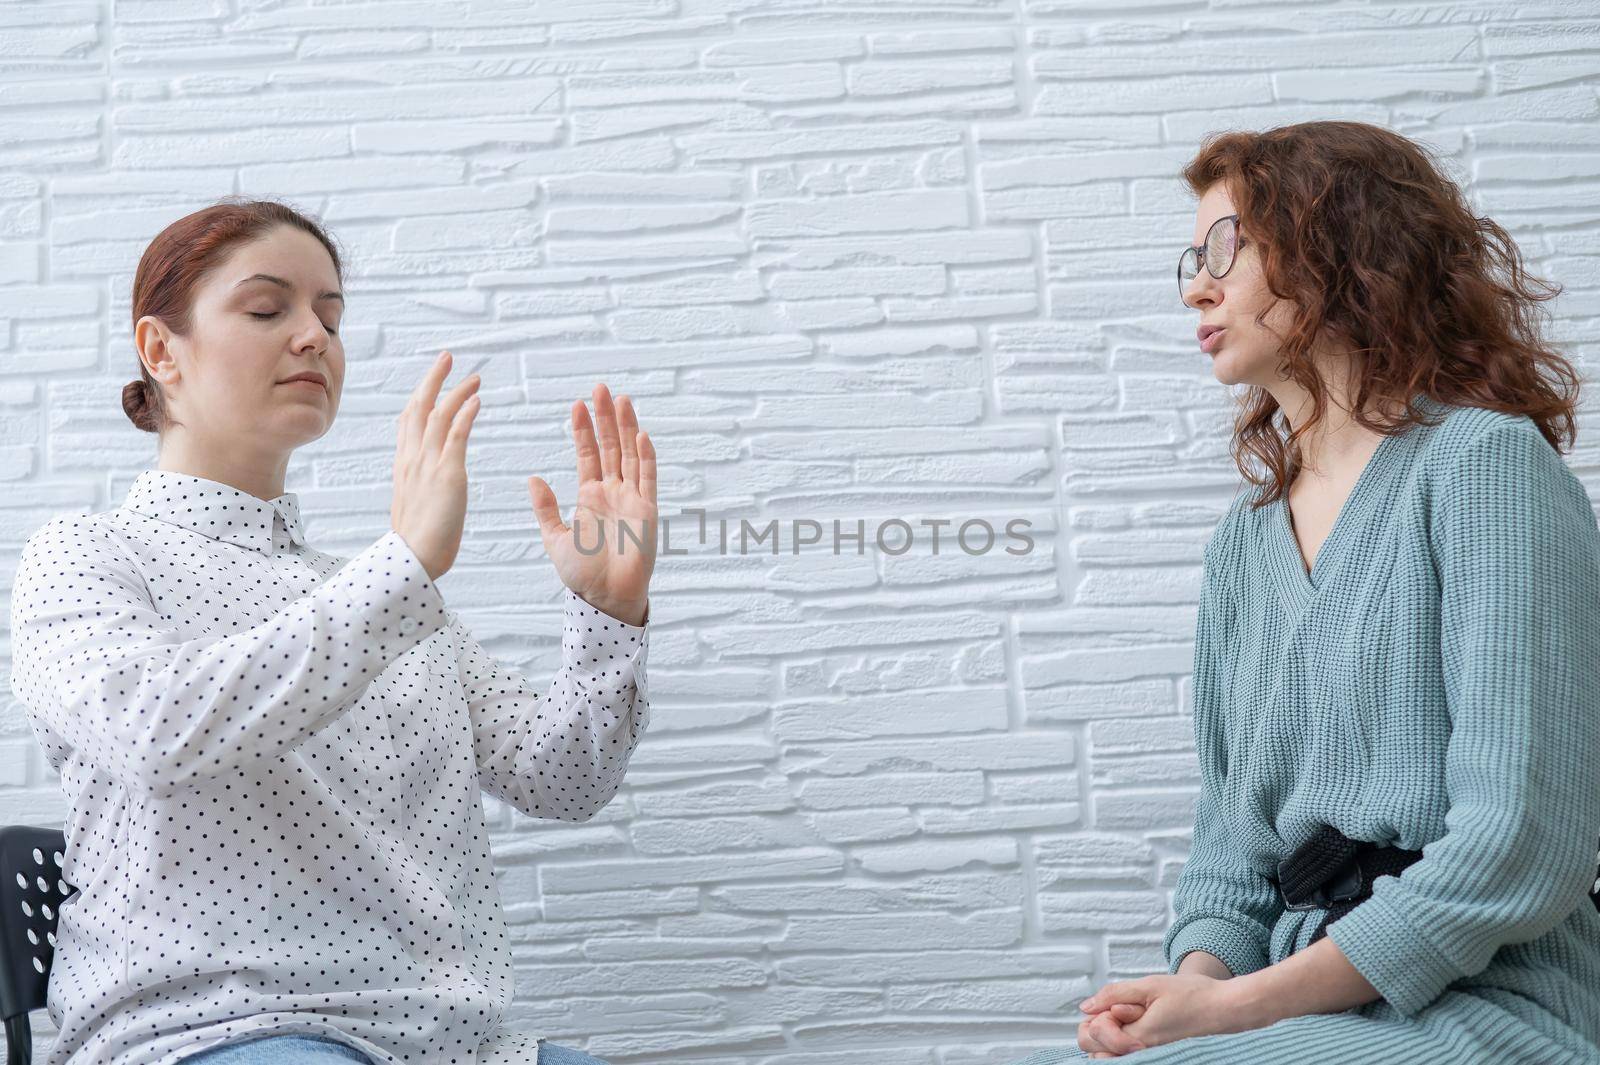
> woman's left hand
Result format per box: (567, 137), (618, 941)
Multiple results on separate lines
(1080, 1002), (1147, 1058)
(1079, 974), (1259, 1053)
(528, 383), (657, 627)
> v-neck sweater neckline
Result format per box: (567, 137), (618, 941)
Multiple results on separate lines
(1266, 395), (1442, 613)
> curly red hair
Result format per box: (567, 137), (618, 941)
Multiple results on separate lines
(1182, 120), (1580, 506)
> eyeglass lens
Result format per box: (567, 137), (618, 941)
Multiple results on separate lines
(1178, 215), (1238, 296)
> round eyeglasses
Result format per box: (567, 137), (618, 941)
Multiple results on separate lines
(1178, 213), (1248, 300)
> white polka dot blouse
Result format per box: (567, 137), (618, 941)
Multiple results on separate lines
(7, 468), (651, 1065)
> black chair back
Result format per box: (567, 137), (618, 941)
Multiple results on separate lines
(0, 826), (75, 1065)
(1592, 835), (1600, 912)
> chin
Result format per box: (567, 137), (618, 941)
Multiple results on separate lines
(1207, 357), (1240, 386)
(1209, 347), (1269, 388)
(279, 410), (333, 439)
(288, 424), (333, 447)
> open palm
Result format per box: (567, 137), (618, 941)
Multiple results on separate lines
(527, 383), (657, 627)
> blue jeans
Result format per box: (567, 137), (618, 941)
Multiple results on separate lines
(180, 1034), (609, 1064)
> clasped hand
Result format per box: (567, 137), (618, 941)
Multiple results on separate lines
(1076, 974), (1252, 1057)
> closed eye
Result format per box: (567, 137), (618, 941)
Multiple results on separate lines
(249, 310), (337, 335)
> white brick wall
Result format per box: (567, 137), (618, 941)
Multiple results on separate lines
(4, 2), (1597, 1062)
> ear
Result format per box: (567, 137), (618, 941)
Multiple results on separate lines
(134, 315), (180, 385)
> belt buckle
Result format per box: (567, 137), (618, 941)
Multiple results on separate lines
(1276, 853), (1366, 911)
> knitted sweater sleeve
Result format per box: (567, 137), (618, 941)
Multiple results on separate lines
(1326, 416), (1600, 1017)
(1163, 520), (1284, 977)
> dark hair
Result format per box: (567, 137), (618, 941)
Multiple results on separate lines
(1182, 120), (1580, 506)
(123, 197), (344, 434)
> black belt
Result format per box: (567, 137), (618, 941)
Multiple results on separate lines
(1270, 824), (1424, 944)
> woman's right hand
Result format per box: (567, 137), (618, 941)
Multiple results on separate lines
(390, 349), (482, 582)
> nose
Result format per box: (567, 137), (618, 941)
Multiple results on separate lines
(1182, 267), (1221, 311)
(293, 313), (330, 353)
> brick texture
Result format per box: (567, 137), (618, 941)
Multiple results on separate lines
(2, 2), (1596, 1062)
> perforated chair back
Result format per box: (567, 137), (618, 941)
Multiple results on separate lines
(0, 826), (75, 1065)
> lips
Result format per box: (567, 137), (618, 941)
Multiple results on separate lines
(281, 372), (327, 389)
(1197, 325), (1225, 354)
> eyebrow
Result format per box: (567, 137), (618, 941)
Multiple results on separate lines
(234, 273), (344, 305)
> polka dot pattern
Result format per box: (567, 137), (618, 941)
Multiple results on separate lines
(8, 469), (651, 1064)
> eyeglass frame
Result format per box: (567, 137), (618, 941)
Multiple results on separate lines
(1178, 213), (1249, 300)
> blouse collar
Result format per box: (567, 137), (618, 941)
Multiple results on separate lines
(122, 468), (307, 552)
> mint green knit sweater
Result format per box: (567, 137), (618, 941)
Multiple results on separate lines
(1110, 397), (1600, 1064)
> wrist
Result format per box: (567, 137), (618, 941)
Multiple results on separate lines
(578, 591), (648, 627)
(1219, 970), (1279, 1030)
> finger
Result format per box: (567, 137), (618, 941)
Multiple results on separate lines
(399, 350), (451, 461)
(617, 394), (639, 489)
(1077, 1017), (1124, 1060)
(1089, 1012), (1145, 1056)
(443, 389), (481, 466)
(572, 399), (602, 486)
(1082, 980), (1146, 1012)
(592, 382), (622, 481)
(1108, 1003), (1145, 1023)
(1078, 1018), (1108, 1056)
(396, 394), (417, 469)
(637, 429), (656, 506)
(412, 349), (453, 420)
(527, 476), (568, 540)
(1076, 1011), (1140, 1054)
(424, 371), (480, 460)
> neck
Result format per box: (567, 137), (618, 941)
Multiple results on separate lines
(156, 434), (292, 503)
(1269, 363), (1405, 478)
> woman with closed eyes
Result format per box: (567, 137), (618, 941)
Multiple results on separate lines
(10, 199), (657, 1065)
(1009, 121), (1600, 1063)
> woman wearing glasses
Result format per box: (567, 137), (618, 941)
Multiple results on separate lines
(10, 200), (656, 1065)
(1012, 121), (1600, 1062)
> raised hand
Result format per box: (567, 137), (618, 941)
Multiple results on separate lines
(391, 349), (482, 582)
(527, 383), (657, 626)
